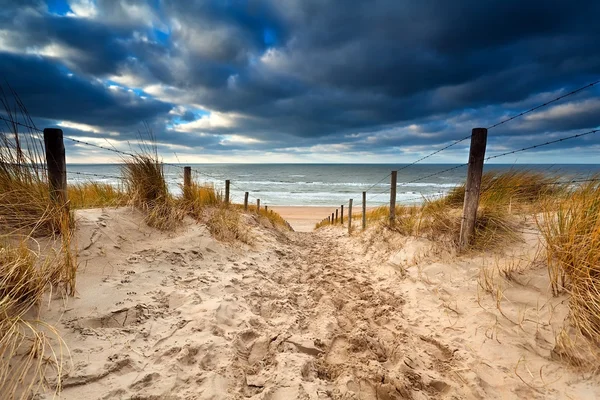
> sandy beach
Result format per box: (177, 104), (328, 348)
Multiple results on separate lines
(270, 206), (338, 232)
(270, 206), (378, 232)
(33, 206), (599, 399)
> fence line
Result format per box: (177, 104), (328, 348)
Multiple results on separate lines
(2, 78), (599, 235)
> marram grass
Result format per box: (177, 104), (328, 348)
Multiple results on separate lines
(68, 182), (129, 209)
(317, 170), (562, 249)
(537, 179), (600, 365)
(122, 150), (183, 231)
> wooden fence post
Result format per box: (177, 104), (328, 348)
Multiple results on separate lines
(459, 128), (488, 250)
(362, 191), (367, 230)
(340, 205), (344, 224)
(335, 209), (338, 223)
(43, 128), (67, 206)
(244, 192), (249, 211)
(225, 179), (230, 204)
(389, 171), (397, 225)
(331, 212), (334, 223)
(348, 199), (353, 234)
(183, 166), (191, 198)
(257, 199), (260, 212)
(265, 205), (268, 213)
(328, 216), (331, 223)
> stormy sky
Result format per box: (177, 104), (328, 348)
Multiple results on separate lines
(1, 0), (599, 163)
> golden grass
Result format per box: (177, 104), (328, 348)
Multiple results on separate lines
(121, 147), (183, 231)
(237, 204), (291, 231)
(0, 124), (63, 236)
(68, 182), (129, 209)
(206, 206), (252, 244)
(537, 180), (600, 357)
(0, 239), (68, 399)
(180, 182), (223, 219)
(258, 208), (291, 230)
(0, 89), (74, 398)
(443, 169), (561, 211)
(334, 170), (561, 249)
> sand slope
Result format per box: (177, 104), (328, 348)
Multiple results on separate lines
(38, 208), (600, 399)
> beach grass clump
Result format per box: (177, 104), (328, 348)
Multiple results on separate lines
(68, 182), (129, 209)
(443, 170), (561, 211)
(351, 171), (550, 248)
(256, 207), (292, 230)
(122, 143), (183, 231)
(0, 239), (67, 399)
(206, 206), (252, 243)
(0, 88), (72, 398)
(537, 180), (600, 349)
(314, 218), (332, 229)
(0, 101), (64, 236)
(180, 181), (223, 218)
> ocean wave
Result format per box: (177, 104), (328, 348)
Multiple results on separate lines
(231, 180), (459, 188)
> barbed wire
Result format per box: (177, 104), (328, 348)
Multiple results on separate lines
(487, 79), (600, 130)
(370, 79), (600, 184)
(485, 128), (600, 161)
(0, 115), (41, 132)
(363, 172), (392, 193)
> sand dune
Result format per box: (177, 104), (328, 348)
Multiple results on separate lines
(38, 207), (599, 399)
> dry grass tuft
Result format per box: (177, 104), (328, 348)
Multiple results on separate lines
(122, 139), (183, 231)
(68, 182), (129, 209)
(443, 170), (561, 211)
(257, 207), (292, 230)
(0, 93), (64, 236)
(206, 206), (252, 244)
(0, 239), (68, 399)
(181, 182), (223, 218)
(350, 170), (558, 249)
(0, 88), (74, 398)
(537, 180), (600, 361)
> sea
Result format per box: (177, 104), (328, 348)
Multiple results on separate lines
(66, 164), (600, 207)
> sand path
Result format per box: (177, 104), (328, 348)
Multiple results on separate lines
(42, 209), (599, 399)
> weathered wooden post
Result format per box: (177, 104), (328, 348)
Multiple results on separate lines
(328, 216), (331, 223)
(335, 209), (339, 223)
(331, 212), (334, 224)
(362, 191), (367, 230)
(459, 128), (488, 250)
(183, 166), (192, 198)
(225, 179), (230, 204)
(257, 199), (260, 212)
(348, 199), (353, 234)
(43, 128), (67, 206)
(340, 205), (344, 224)
(244, 192), (249, 211)
(389, 171), (397, 225)
(265, 205), (268, 213)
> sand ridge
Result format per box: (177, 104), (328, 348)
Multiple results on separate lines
(38, 207), (600, 399)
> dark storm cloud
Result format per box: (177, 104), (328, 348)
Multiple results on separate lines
(0, 0), (599, 160)
(0, 52), (172, 128)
